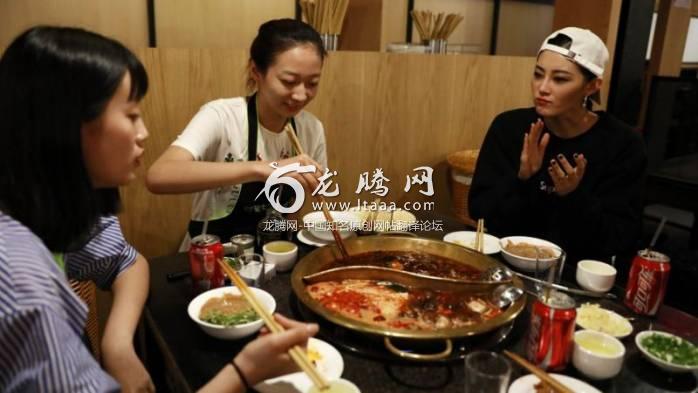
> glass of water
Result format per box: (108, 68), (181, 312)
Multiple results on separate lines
(464, 351), (511, 393)
(238, 253), (265, 287)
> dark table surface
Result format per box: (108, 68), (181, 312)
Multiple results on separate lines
(145, 212), (698, 393)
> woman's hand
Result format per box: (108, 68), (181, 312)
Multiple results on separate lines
(233, 314), (319, 386)
(548, 153), (587, 196)
(103, 344), (155, 393)
(265, 154), (324, 193)
(518, 119), (550, 180)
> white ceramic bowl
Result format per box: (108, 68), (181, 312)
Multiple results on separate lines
(576, 260), (616, 292)
(499, 236), (561, 272)
(443, 231), (501, 254)
(306, 378), (361, 393)
(572, 330), (625, 379)
(635, 330), (698, 373)
(263, 240), (298, 272)
(187, 286), (276, 340)
(302, 211), (360, 241)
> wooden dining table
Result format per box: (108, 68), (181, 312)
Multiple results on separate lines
(142, 211), (698, 393)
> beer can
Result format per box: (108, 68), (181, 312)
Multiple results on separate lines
(230, 234), (255, 257)
(624, 249), (670, 316)
(189, 234), (225, 293)
(526, 291), (576, 371)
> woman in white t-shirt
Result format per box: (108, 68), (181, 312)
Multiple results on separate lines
(147, 19), (328, 242)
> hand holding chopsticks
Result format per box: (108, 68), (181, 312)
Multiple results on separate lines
(218, 259), (329, 390)
(284, 123), (349, 259)
(504, 351), (574, 393)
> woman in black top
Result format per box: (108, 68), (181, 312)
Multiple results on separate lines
(469, 27), (647, 274)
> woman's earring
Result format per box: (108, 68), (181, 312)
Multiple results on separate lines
(582, 95), (589, 107)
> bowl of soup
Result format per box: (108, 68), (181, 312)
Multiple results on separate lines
(187, 286), (276, 339)
(499, 236), (561, 272)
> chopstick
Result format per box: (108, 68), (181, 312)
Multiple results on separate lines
(217, 259), (329, 390)
(503, 351), (574, 393)
(284, 123), (349, 258)
(475, 219), (484, 253)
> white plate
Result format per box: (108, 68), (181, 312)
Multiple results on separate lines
(635, 330), (698, 373)
(575, 305), (633, 338)
(508, 373), (602, 393)
(297, 229), (356, 247)
(443, 231), (501, 254)
(255, 338), (344, 393)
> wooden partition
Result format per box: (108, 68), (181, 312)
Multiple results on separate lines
(120, 49), (535, 258)
(0, 0), (148, 51)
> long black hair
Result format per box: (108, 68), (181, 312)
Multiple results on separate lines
(247, 18), (327, 91)
(0, 26), (148, 252)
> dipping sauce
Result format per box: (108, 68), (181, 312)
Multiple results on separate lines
(264, 240), (296, 253)
(575, 334), (621, 357)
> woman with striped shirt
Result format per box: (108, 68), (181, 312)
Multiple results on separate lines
(0, 27), (318, 393)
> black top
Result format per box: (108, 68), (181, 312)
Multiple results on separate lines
(468, 107), (647, 273)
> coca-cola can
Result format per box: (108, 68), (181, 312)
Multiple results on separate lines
(189, 234), (225, 293)
(526, 291), (576, 371)
(624, 249), (670, 316)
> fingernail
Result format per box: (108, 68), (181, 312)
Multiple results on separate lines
(573, 153), (578, 158)
(306, 324), (319, 334)
(557, 154), (563, 159)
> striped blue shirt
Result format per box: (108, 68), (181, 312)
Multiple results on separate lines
(0, 212), (137, 392)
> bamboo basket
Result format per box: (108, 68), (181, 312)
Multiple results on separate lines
(447, 149), (479, 227)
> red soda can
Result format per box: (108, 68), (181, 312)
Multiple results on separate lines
(526, 291), (576, 371)
(188, 234), (225, 292)
(624, 249), (670, 316)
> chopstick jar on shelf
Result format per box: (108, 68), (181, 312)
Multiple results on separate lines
(410, 10), (464, 41)
(503, 351), (574, 393)
(300, 0), (350, 35)
(284, 123), (349, 258)
(217, 259), (329, 390)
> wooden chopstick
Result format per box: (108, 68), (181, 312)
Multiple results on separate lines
(475, 218), (484, 253)
(503, 351), (574, 393)
(217, 260), (329, 390)
(284, 124), (349, 258)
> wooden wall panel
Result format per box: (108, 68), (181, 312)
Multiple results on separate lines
(121, 49), (535, 258)
(154, 0), (295, 48)
(497, 1), (554, 56)
(0, 0), (148, 52)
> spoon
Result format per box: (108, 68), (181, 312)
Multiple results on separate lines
(485, 266), (617, 299)
(492, 285), (525, 308)
(481, 266), (514, 282)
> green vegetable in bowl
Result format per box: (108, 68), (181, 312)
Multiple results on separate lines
(201, 309), (259, 326)
(641, 334), (698, 366)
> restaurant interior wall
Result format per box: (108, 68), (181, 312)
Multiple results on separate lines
(120, 49), (536, 258)
(0, 0), (149, 51)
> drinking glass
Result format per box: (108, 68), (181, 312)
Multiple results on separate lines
(464, 351), (511, 393)
(238, 253), (266, 287)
